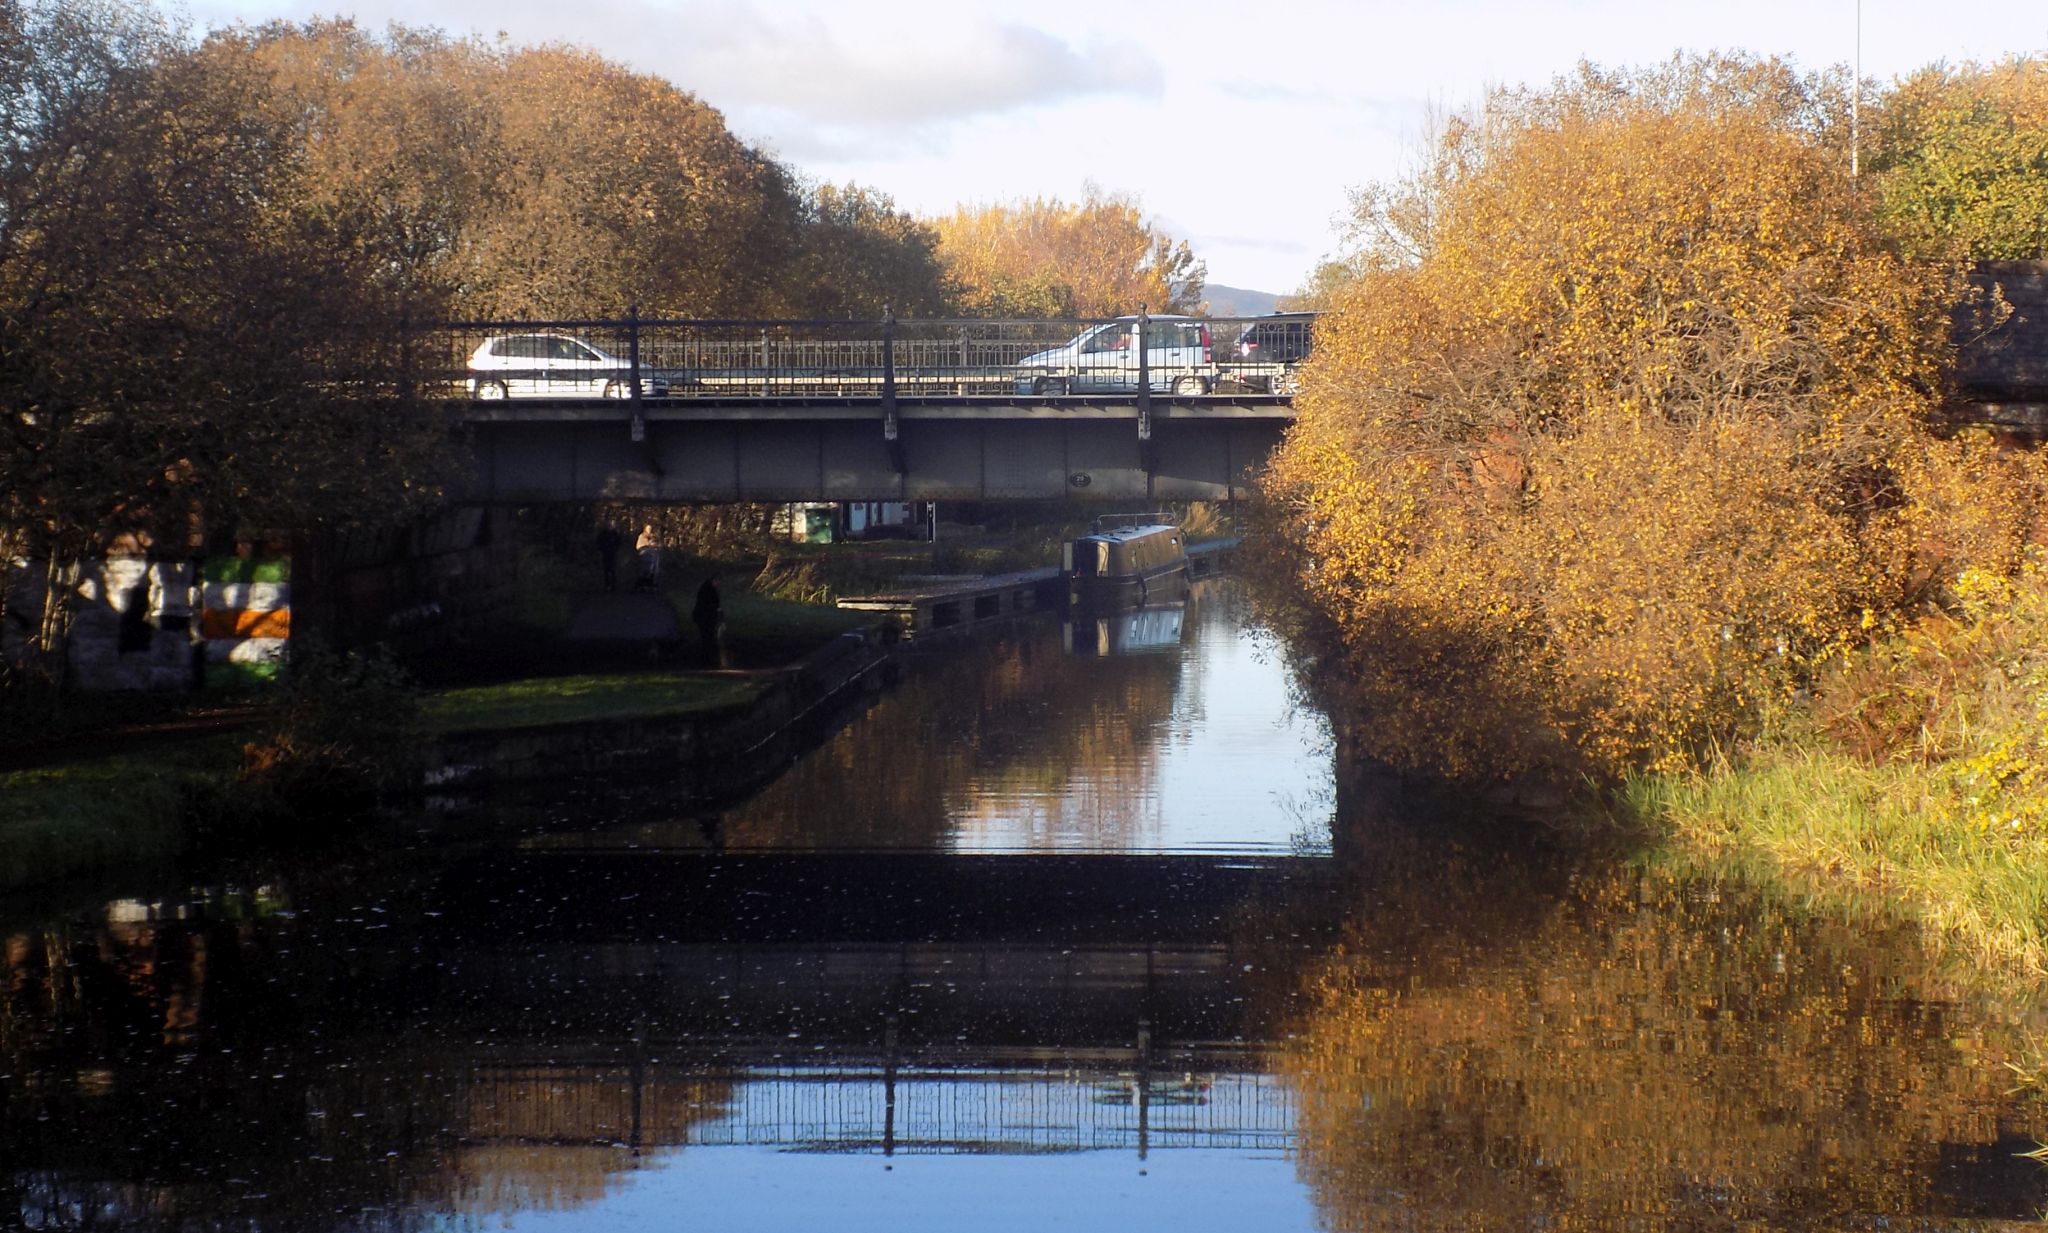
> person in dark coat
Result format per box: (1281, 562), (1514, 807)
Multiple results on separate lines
(691, 573), (724, 666)
(595, 525), (623, 592)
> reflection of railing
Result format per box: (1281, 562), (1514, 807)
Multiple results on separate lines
(459, 1057), (1297, 1156)
(427, 311), (1315, 402)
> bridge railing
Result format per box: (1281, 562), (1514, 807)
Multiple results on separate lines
(427, 312), (1315, 402)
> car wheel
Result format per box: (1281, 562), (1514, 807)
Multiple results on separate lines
(1034, 377), (1070, 396)
(602, 380), (627, 399)
(474, 381), (508, 401)
(1172, 376), (1208, 396)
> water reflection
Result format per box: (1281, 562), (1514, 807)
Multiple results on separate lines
(1063, 603), (1186, 656)
(5, 841), (2045, 1230)
(534, 580), (1334, 855)
(1286, 838), (2048, 1231)
(5, 585), (2048, 1229)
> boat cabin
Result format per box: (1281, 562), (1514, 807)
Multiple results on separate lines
(1064, 515), (1189, 608)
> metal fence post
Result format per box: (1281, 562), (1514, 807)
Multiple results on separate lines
(1136, 304), (1155, 484)
(882, 305), (905, 475)
(627, 303), (645, 442)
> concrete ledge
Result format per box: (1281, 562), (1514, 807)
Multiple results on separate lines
(420, 629), (893, 800)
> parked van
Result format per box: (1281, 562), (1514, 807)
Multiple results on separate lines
(1014, 317), (1214, 395)
(1232, 312), (1315, 363)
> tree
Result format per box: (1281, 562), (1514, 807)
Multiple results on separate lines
(0, 0), (449, 670)
(214, 23), (805, 321)
(213, 19), (506, 312)
(933, 186), (1204, 317)
(1870, 56), (2048, 260)
(777, 182), (954, 319)
(1258, 55), (2044, 782)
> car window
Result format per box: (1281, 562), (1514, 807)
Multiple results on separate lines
(550, 337), (596, 362)
(493, 336), (547, 360)
(1081, 326), (1129, 355)
(1144, 322), (1205, 350)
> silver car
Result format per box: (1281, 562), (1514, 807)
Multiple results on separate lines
(467, 333), (668, 399)
(1014, 317), (1215, 395)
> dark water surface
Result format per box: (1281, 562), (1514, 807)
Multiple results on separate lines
(5, 582), (2045, 1230)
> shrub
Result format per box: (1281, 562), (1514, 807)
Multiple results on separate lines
(1260, 56), (2048, 783)
(238, 643), (420, 812)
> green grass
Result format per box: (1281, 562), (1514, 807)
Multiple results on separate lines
(422, 672), (763, 734)
(0, 747), (228, 893)
(1613, 572), (2048, 994)
(1621, 749), (2048, 984)
(718, 591), (869, 649)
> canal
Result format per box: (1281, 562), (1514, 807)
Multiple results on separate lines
(4, 580), (2045, 1230)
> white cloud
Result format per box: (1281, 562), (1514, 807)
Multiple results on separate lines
(182, 0), (2048, 291)
(674, 3), (1162, 128)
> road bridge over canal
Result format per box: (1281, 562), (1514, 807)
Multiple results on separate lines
(423, 273), (2048, 504)
(432, 313), (1302, 503)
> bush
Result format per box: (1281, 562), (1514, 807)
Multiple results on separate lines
(1259, 56), (2048, 784)
(238, 643), (420, 812)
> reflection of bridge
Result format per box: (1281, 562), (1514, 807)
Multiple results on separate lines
(460, 1057), (1297, 1157)
(423, 854), (1338, 1156)
(429, 855), (1342, 1047)
(432, 315), (1298, 502)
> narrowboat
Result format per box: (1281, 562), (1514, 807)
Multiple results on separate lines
(1063, 515), (1190, 609)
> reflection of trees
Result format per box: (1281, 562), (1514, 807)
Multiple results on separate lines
(1285, 859), (2040, 1232)
(1, 897), (733, 1230)
(720, 615), (1186, 850)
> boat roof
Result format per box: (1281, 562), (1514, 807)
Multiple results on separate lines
(1075, 522), (1178, 544)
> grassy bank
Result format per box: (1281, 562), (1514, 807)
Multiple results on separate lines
(423, 672), (763, 733)
(0, 744), (231, 893)
(1614, 568), (2048, 987)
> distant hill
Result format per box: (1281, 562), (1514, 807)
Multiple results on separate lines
(1203, 284), (1283, 317)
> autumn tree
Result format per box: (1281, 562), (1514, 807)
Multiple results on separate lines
(215, 22), (936, 322)
(211, 20), (505, 314)
(1870, 55), (2048, 260)
(776, 182), (953, 319)
(1258, 56), (2046, 782)
(0, 0), (449, 665)
(934, 186), (1204, 317)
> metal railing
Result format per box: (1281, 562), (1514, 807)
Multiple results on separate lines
(428, 309), (1316, 402)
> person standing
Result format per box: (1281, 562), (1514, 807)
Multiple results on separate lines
(633, 524), (660, 592)
(692, 573), (724, 667)
(595, 525), (623, 592)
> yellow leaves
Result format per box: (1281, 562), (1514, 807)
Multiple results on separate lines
(1256, 63), (2023, 784)
(931, 188), (1204, 317)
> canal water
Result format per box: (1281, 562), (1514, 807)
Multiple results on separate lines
(4, 580), (2045, 1230)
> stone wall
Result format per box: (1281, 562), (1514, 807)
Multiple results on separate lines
(322, 508), (525, 656)
(4, 507), (527, 693)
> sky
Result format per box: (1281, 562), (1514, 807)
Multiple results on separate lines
(179, 0), (2048, 295)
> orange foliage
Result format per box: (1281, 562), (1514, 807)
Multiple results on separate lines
(1260, 60), (2048, 781)
(933, 186), (1204, 317)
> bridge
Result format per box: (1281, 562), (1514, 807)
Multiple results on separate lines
(424, 273), (2048, 505)
(430, 312), (1301, 503)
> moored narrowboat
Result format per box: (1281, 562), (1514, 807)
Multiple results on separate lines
(1064, 515), (1190, 609)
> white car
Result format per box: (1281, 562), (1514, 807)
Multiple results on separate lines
(467, 333), (669, 399)
(1014, 317), (1214, 395)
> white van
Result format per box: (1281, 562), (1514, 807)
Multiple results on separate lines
(1014, 317), (1214, 395)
